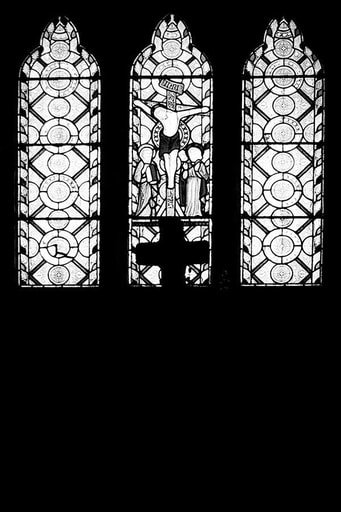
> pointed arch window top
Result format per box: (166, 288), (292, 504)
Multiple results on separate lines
(245, 18), (323, 77)
(41, 17), (81, 52)
(132, 14), (212, 78)
(20, 17), (99, 81)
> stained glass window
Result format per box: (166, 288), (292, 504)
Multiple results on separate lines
(129, 14), (213, 287)
(241, 18), (324, 286)
(18, 17), (101, 287)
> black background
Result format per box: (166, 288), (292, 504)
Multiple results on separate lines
(1, 0), (338, 338)
(0, 0), (338, 498)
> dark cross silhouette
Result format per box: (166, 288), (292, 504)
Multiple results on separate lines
(135, 218), (209, 288)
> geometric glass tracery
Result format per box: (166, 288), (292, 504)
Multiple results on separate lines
(241, 18), (324, 285)
(129, 14), (213, 286)
(18, 17), (100, 286)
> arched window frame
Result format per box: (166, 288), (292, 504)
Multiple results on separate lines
(129, 14), (213, 287)
(241, 18), (325, 286)
(18, 17), (101, 287)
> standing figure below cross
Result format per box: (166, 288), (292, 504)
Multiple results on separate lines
(135, 218), (209, 288)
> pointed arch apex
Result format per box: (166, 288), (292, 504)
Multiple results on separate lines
(132, 13), (211, 76)
(40, 16), (80, 47)
(246, 17), (320, 72)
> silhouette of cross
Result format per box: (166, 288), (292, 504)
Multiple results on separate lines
(135, 218), (209, 287)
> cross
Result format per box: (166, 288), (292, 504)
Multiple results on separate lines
(159, 78), (184, 111)
(135, 218), (209, 288)
(159, 78), (185, 216)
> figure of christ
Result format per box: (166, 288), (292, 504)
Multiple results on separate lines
(134, 99), (209, 190)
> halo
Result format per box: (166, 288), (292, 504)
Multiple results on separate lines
(138, 143), (155, 154)
(152, 121), (190, 150)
